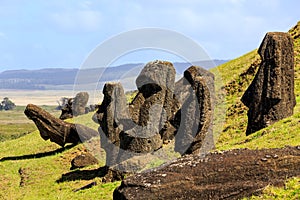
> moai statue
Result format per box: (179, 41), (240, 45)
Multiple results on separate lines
(241, 32), (296, 135)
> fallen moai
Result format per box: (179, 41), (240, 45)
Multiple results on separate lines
(114, 146), (300, 200)
(25, 104), (98, 147)
(241, 32), (296, 135)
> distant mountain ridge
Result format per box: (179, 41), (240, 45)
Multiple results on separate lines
(0, 60), (227, 90)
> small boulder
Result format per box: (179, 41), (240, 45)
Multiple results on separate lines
(71, 152), (98, 170)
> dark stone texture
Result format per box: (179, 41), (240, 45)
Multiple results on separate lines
(124, 60), (176, 151)
(60, 98), (74, 120)
(113, 146), (300, 200)
(94, 82), (128, 167)
(93, 61), (215, 175)
(241, 32), (296, 135)
(59, 92), (89, 120)
(73, 92), (89, 116)
(70, 152), (98, 170)
(174, 66), (214, 155)
(25, 104), (98, 147)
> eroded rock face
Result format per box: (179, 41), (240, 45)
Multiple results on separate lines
(25, 104), (98, 147)
(174, 66), (214, 155)
(93, 61), (215, 174)
(241, 32), (296, 135)
(93, 82), (127, 167)
(93, 61), (178, 169)
(124, 60), (177, 152)
(59, 92), (89, 120)
(73, 92), (89, 116)
(113, 146), (300, 200)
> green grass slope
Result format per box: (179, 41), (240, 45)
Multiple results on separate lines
(214, 21), (300, 150)
(213, 21), (300, 199)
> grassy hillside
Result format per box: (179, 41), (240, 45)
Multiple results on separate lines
(213, 21), (300, 199)
(0, 22), (299, 200)
(214, 21), (300, 150)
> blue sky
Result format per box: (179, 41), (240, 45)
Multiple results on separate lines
(0, 0), (299, 71)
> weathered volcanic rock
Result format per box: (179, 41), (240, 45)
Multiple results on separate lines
(60, 98), (74, 120)
(129, 60), (179, 144)
(59, 92), (89, 120)
(241, 32), (296, 135)
(93, 61), (216, 173)
(123, 60), (177, 152)
(174, 66), (214, 155)
(93, 82), (128, 167)
(73, 92), (89, 116)
(93, 61), (179, 169)
(71, 152), (98, 170)
(113, 146), (300, 200)
(25, 104), (98, 147)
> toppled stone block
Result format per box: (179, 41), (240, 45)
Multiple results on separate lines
(241, 32), (296, 135)
(25, 104), (98, 147)
(113, 146), (300, 200)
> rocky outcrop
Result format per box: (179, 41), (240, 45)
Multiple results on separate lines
(174, 66), (214, 155)
(60, 92), (89, 120)
(25, 104), (98, 147)
(113, 146), (300, 200)
(70, 152), (98, 170)
(241, 32), (296, 135)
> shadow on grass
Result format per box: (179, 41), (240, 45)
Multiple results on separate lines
(56, 166), (108, 183)
(0, 144), (76, 162)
